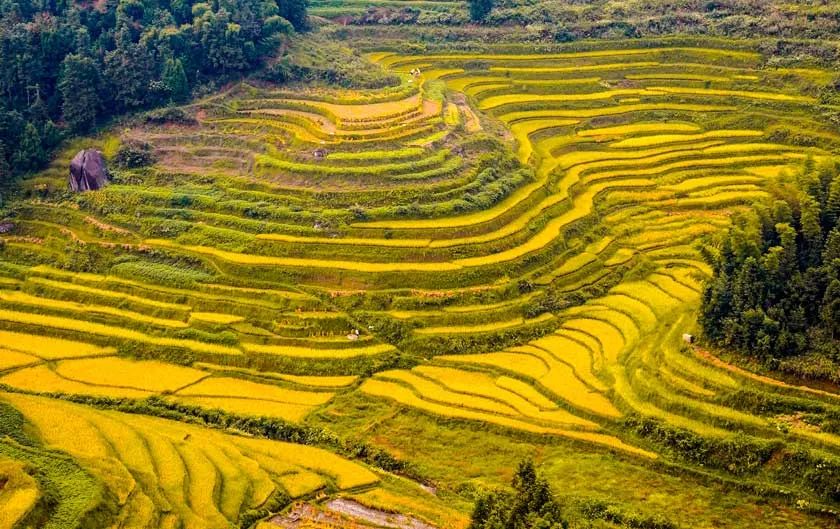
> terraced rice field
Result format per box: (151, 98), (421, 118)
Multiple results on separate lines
(1, 42), (839, 528)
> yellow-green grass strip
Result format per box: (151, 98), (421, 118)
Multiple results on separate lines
(625, 73), (730, 82)
(495, 376), (559, 410)
(256, 232), (432, 248)
(412, 365), (597, 428)
(438, 351), (550, 379)
(500, 103), (735, 124)
(510, 118), (580, 162)
(647, 85), (815, 103)
(453, 178), (655, 267)
(0, 291), (189, 329)
(577, 122), (701, 137)
(231, 435), (379, 489)
(489, 61), (661, 74)
(414, 313), (554, 335)
(360, 378), (652, 457)
(479, 88), (668, 111)
(0, 458), (39, 529)
(171, 396), (317, 422)
(376, 369), (519, 415)
(145, 239), (462, 272)
(192, 363), (357, 387)
(241, 341), (394, 359)
(0, 309), (242, 356)
(25, 276), (191, 312)
(661, 175), (762, 192)
(176, 377), (333, 406)
(609, 129), (762, 148)
(385, 47), (758, 64)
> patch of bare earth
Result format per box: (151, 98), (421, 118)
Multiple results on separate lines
(268, 500), (437, 529)
(694, 347), (839, 400)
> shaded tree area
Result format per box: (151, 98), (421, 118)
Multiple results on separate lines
(467, 0), (493, 22)
(701, 158), (840, 383)
(471, 460), (567, 529)
(0, 0), (307, 182)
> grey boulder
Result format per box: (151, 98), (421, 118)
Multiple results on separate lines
(69, 149), (109, 192)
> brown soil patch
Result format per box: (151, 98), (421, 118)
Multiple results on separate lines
(694, 347), (839, 400)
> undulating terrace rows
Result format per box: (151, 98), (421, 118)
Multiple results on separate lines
(1, 45), (839, 492)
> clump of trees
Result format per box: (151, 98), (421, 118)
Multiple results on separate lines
(701, 159), (840, 381)
(470, 460), (567, 529)
(467, 0), (493, 22)
(0, 0), (308, 182)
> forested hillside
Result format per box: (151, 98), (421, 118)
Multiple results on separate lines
(0, 0), (306, 181)
(702, 160), (840, 382)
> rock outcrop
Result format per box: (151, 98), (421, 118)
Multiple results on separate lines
(69, 149), (109, 192)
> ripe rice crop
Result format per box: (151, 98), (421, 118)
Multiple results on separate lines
(415, 313), (554, 335)
(189, 312), (245, 324)
(231, 436), (379, 489)
(0, 309), (242, 356)
(0, 291), (189, 328)
(532, 335), (606, 391)
(193, 363), (357, 387)
(647, 85), (815, 102)
(562, 318), (625, 364)
(0, 330), (114, 358)
(278, 471), (325, 498)
(495, 376), (558, 410)
(360, 378), (644, 455)
(171, 396), (317, 422)
(0, 459), (39, 529)
(176, 377), (334, 406)
(479, 88), (666, 111)
(146, 239), (462, 272)
(55, 357), (208, 393)
(608, 129), (762, 149)
(25, 276), (190, 312)
(499, 103), (735, 124)
(438, 351), (550, 379)
(275, 374), (358, 387)
(577, 122), (701, 137)
(0, 364), (153, 398)
(376, 369), (519, 415)
(241, 342), (395, 359)
(625, 72), (731, 82)
(0, 348), (40, 371)
(489, 61), (661, 74)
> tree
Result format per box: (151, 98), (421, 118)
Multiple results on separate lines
(12, 123), (45, 172)
(470, 460), (567, 529)
(161, 58), (189, 102)
(822, 280), (840, 338)
(58, 54), (100, 133)
(467, 0), (493, 22)
(104, 41), (156, 111)
(277, 0), (308, 31)
(0, 141), (10, 184)
(800, 192), (824, 267)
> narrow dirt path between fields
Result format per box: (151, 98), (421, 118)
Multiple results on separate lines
(694, 347), (840, 400)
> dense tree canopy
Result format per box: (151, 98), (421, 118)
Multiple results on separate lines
(701, 159), (840, 381)
(0, 0), (303, 183)
(470, 460), (567, 529)
(467, 0), (493, 22)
